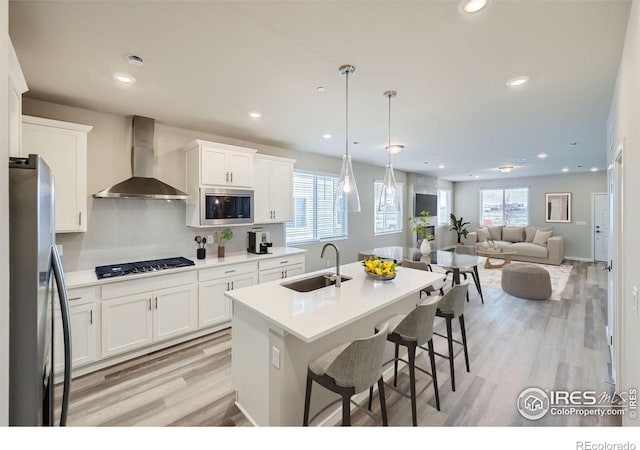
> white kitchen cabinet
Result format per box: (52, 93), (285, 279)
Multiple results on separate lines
(153, 284), (197, 341)
(101, 272), (198, 358)
(198, 262), (257, 328)
(53, 286), (100, 372)
(101, 293), (154, 358)
(21, 115), (92, 233)
(258, 254), (306, 283)
(253, 155), (295, 224)
(8, 40), (28, 158)
(185, 140), (256, 189)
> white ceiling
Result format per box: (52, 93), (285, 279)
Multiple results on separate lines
(9, 1), (631, 181)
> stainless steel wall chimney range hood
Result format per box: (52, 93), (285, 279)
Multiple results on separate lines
(94, 116), (189, 200)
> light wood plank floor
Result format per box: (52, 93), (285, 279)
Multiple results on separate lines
(60, 261), (619, 427)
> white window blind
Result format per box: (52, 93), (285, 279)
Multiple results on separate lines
(480, 187), (529, 226)
(286, 172), (347, 244)
(437, 189), (452, 225)
(374, 180), (403, 235)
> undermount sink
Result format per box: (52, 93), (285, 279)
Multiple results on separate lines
(281, 273), (353, 293)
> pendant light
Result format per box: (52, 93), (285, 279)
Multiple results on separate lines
(378, 90), (400, 212)
(335, 64), (361, 213)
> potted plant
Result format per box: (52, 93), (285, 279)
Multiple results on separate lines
(449, 213), (470, 244)
(408, 210), (436, 254)
(213, 227), (233, 258)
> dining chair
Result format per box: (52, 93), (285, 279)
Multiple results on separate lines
(401, 259), (445, 297)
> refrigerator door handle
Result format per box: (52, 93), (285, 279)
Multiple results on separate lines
(51, 245), (71, 426)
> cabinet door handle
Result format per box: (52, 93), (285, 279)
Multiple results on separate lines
(226, 282), (230, 291)
(225, 269), (236, 274)
(154, 297), (158, 309)
(68, 297), (81, 301)
(89, 309), (93, 325)
(273, 210), (276, 220)
(230, 172), (233, 183)
(284, 270), (288, 278)
(280, 260), (289, 264)
(231, 281), (234, 290)
(78, 212), (82, 226)
(148, 298), (152, 311)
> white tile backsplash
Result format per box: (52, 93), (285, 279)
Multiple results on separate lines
(57, 198), (285, 271)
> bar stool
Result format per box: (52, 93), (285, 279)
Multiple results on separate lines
(433, 284), (470, 392)
(369, 297), (440, 426)
(402, 259), (445, 297)
(303, 323), (389, 426)
(445, 245), (484, 304)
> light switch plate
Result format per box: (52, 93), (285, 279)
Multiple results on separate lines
(632, 286), (638, 313)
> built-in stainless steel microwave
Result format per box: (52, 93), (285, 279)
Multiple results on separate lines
(200, 188), (254, 226)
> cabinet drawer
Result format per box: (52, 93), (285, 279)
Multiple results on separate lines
(258, 254), (305, 271)
(66, 286), (97, 305)
(199, 262), (257, 282)
(102, 271), (197, 300)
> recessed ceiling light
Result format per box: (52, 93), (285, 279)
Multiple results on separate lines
(562, 167), (570, 172)
(537, 153), (548, 159)
(248, 111), (262, 119)
(459, 0), (488, 14)
(113, 73), (135, 84)
(385, 144), (404, 154)
(127, 54), (144, 66)
(590, 167), (598, 172)
(316, 86), (325, 92)
(322, 133), (332, 140)
(474, 175), (480, 179)
(499, 165), (514, 173)
(438, 164), (445, 169)
(569, 142), (578, 147)
(506, 75), (530, 87)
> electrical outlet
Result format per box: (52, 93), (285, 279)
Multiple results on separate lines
(207, 235), (214, 244)
(271, 346), (280, 369)
(55, 244), (63, 256)
(632, 286), (638, 314)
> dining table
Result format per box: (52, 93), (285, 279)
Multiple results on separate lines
(360, 246), (486, 302)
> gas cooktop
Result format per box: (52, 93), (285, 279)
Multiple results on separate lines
(95, 257), (195, 279)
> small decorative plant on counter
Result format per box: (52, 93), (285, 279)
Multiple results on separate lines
(362, 256), (397, 281)
(213, 227), (233, 258)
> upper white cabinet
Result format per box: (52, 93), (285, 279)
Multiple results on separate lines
(8, 40), (28, 159)
(253, 155), (295, 224)
(21, 116), (92, 233)
(185, 140), (256, 189)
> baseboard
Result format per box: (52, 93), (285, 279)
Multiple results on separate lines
(564, 256), (594, 262)
(235, 398), (260, 427)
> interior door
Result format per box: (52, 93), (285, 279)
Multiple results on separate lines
(594, 193), (609, 262)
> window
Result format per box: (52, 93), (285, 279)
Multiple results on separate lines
(374, 180), (404, 235)
(286, 172), (347, 244)
(437, 189), (452, 225)
(480, 188), (529, 226)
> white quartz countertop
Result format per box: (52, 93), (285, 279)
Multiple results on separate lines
(225, 261), (444, 343)
(64, 247), (306, 289)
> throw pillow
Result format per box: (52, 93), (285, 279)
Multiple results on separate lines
(487, 225), (502, 241)
(476, 227), (490, 242)
(525, 226), (538, 242)
(502, 226), (525, 243)
(532, 229), (553, 246)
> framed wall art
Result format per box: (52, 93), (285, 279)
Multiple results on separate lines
(545, 192), (571, 223)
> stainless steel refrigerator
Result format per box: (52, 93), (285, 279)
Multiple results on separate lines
(9, 154), (71, 426)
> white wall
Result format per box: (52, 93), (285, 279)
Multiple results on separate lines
(23, 98), (408, 273)
(608, 1), (640, 427)
(453, 172), (606, 260)
(1, 2), (11, 426)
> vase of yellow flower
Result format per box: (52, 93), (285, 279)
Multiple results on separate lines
(362, 256), (397, 280)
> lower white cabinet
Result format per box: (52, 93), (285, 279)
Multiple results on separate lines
(101, 293), (154, 358)
(198, 263), (257, 328)
(101, 283), (197, 358)
(258, 254), (306, 284)
(53, 301), (98, 372)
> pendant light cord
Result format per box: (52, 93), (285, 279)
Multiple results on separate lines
(387, 93), (392, 166)
(345, 69), (349, 158)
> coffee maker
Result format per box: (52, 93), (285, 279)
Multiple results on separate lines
(247, 230), (273, 254)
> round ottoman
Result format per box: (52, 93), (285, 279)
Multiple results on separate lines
(501, 264), (552, 300)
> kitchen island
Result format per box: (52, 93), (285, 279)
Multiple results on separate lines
(225, 261), (444, 426)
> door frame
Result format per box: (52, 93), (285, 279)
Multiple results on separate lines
(591, 192), (608, 262)
(610, 143), (624, 387)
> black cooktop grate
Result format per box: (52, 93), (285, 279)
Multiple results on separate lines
(95, 256), (195, 279)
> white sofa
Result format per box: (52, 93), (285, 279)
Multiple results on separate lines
(463, 225), (565, 265)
